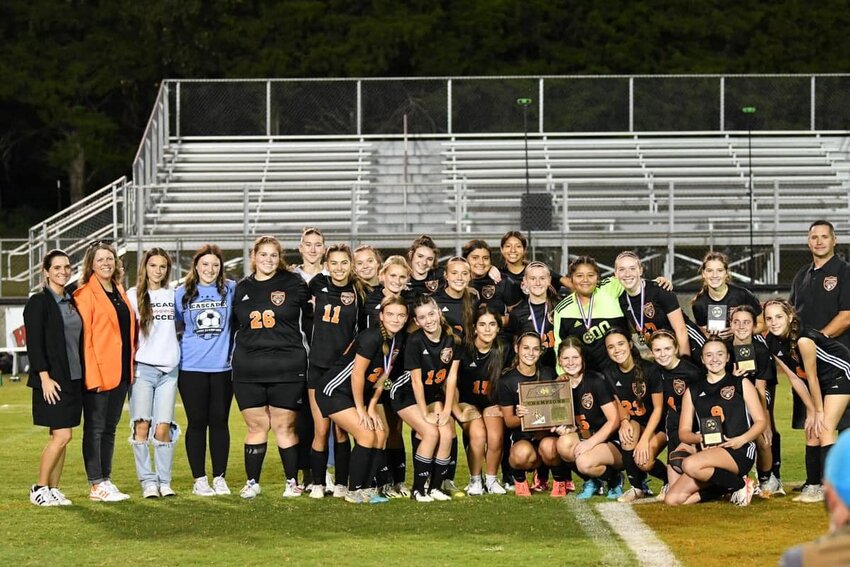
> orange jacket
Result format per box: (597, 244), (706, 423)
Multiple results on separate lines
(73, 280), (136, 391)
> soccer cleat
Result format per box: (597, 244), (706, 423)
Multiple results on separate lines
(429, 488), (452, 501)
(466, 476), (484, 496)
(381, 483), (403, 499)
(212, 475), (231, 496)
(90, 483), (127, 502)
(30, 485), (58, 507)
(795, 484), (824, 503)
(332, 484), (348, 498)
(731, 477), (755, 507)
(617, 487), (645, 503)
(239, 480), (261, 500)
(393, 482), (411, 497)
(760, 474), (783, 498)
(142, 483), (161, 499)
(607, 484), (625, 500)
(411, 490), (433, 503)
(550, 480), (567, 498)
(325, 471), (336, 491)
(159, 484), (176, 497)
(772, 477), (786, 497)
(441, 480), (465, 498)
(577, 479), (601, 500)
(532, 472), (550, 493)
(193, 477), (216, 497)
(283, 479), (303, 498)
(102, 481), (130, 501)
(368, 490), (389, 505)
(513, 480), (532, 497)
(563, 480), (576, 493)
(344, 489), (367, 504)
(486, 479), (507, 495)
(639, 480), (654, 497)
(656, 483), (669, 502)
(309, 484), (325, 499)
(49, 487), (72, 506)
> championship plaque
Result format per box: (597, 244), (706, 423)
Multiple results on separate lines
(700, 417), (724, 446)
(734, 344), (756, 372)
(518, 381), (574, 431)
(707, 305), (728, 332)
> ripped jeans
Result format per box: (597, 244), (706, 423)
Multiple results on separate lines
(129, 363), (180, 486)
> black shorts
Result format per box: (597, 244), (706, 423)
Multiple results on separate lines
(390, 384), (417, 413)
(307, 364), (329, 390)
(32, 380), (83, 429)
(314, 383), (355, 418)
(233, 381), (305, 411)
(725, 441), (756, 476)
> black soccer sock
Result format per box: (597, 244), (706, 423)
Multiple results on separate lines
(564, 461), (576, 481)
(410, 429), (421, 457)
(805, 444), (821, 486)
(574, 467), (590, 482)
(709, 468), (745, 492)
(513, 469), (528, 484)
(697, 485), (727, 503)
(649, 460), (668, 484)
(536, 464), (551, 483)
(349, 444), (371, 491)
(756, 467), (772, 484)
(603, 466), (621, 487)
(278, 445), (299, 482)
(310, 449), (329, 486)
(334, 440), (351, 486)
(432, 457), (451, 491)
(771, 430), (782, 478)
(551, 462), (569, 482)
(501, 431), (514, 484)
(447, 437), (458, 481)
(244, 443), (267, 483)
(388, 447), (406, 484)
(412, 454), (433, 494)
(373, 449), (390, 486)
(621, 449), (646, 489)
(820, 444), (834, 484)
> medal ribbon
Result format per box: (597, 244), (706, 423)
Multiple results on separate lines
(625, 281), (646, 334)
(528, 299), (548, 339)
(576, 293), (595, 331)
(383, 336), (397, 379)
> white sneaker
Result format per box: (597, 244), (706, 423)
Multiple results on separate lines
(193, 477), (216, 497)
(466, 476), (484, 496)
(617, 487), (645, 503)
(283, 479), (303, 498)
(344, 489), (367, 504)
(760, 474), (782, 498)
(411, 490), (433, 503)
(212, 475), (231, 496)
(795, 484), (824, 503)
(486, 479), (507, 495)
(90, 483), (127, 502)
(142, 483), (160, 499)
(30, 485), (59, 507)
(441, 479), (465, 498)
(429, 488), (452, 501)
(159, 484), (176, 497)
(49, 487), (72, 506)
(240, 480), (261, 500)
(309, 484), (325, 499)
(332, 484), (348, 498)
(325, 471), (336, 493)
(102, 480), (130, 501)
(730, 477), (755, 507)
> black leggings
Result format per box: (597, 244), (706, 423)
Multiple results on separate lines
(178, 370), (233, 479)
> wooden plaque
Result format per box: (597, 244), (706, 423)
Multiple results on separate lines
(518, 380), (575, 431)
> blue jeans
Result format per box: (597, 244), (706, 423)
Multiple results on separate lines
(129, 363), (180, 486)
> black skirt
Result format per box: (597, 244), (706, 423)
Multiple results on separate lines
(32, 380), (83, 428)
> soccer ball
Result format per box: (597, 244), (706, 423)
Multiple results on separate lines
(196, 309), (222, 331)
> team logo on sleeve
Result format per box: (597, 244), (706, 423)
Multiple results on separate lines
(720, 385), (735, 400)
(340, 291), (355, 306)
(481, 285), (496, 300)
(672, 378), (686, 396)
(425, 280), (439, 292)
(824, 276), (838, 291)
(440, 347), (453, 364)
(581, 392), (594, 410)
(632, 381), (646, 398)
(270, 291), (286, 306)
(643, 302), (656, 319)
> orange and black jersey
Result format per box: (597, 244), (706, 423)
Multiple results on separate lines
(619, 281), (698, 342)
(603, 359), (662, 427)
(692, 283), (762, 330)
(496, 366), (558, 422)
(689, 374), (753, 439)
(655, 357), (703, 436)
(432, 288), (475, 337)
(408, 267), (445, 297)
(458, 341), (509, 409)
(363, 285), (414, 329)
(470, 276), (518, 316)
(506, 300), (557, 371)
(309, 274), (362, 368)
(232, 270), (311, 383)
(734, 336), (777, 385)
(404, 329), (461, 398)
(571, 371), (617, 434)
(318, 326), (402, 401)
(501, 265), (565, 294)
(766, 327), (850, 392)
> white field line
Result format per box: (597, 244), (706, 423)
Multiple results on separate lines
(564, 498), (631, 566)
(596, 501), (682, 567)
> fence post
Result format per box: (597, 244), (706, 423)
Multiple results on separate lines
(629, 77), (634, 132)
(719, 77), (725, 131)
(538, 78), (544, 133)
(811, 76), (816, 131)
(266, 80), (272, 137)
(561, 182), (569, 274)
(454, 181), (463, 255)
(162, 82), (170, 144)
(242, 185), (250, 277)
(356, 80), (362, 136)
(666, 181), (675, 280)
(136, 184), (145, 259)
(175, 81), (181, 140)
(112, 183), (118, 243)
(773, 180), (781, 284)
(351, 183), (359, 244)
(447, 79), (452, 134)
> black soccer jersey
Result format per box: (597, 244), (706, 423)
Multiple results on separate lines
(734, 336), (777, 385)
(319, 326), (402, 402)
(572, 371), (616, 434)
(501, 265), (565, 294)
(603, 359), (662, 426)
(619, 281), (682, 340)
(232, 270), (311, 383)
(363, 285), (414, 329)
(506, 300), (557, 370)
(408, 267), (445, 297)
(656, 357), (703, 438)
(458, 341), (509, 409)
(766, 327), (850, 392)
(432, 288), (469, 336)
(470, 276), (515, 315)
(404, 328), (461, 402)
(692, 283), (762, 330)
(496, 366), (558, 414)
(309, 274), (361, 368)
(689, 374), (753, 439)
(790, 255), (850, 349)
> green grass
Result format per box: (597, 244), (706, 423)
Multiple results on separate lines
(0, 375), (829, 566)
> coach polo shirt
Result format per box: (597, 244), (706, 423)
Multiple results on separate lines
(790, 255), (850, 348)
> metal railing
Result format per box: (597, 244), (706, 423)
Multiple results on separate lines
(133, 82), (170, 188)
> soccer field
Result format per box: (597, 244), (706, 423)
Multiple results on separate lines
(0, 377), (826, 566)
